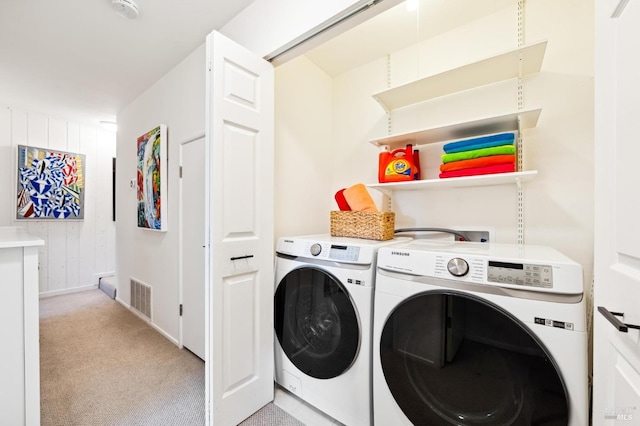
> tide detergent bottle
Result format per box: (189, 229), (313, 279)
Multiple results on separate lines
(378, 144), (419, 183)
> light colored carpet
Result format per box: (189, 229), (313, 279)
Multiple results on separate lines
(239, 403), (305, 426)
(40, 289), (205, 425)
(40, 289), (305, 426)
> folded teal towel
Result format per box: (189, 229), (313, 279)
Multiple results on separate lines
(443, 132), (515, 153)
(442, 145), (516, 163)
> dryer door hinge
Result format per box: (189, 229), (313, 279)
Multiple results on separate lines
(179, 304), (183, 316)
(179, 166), (183, 178)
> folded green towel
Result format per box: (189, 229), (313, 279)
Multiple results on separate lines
(442, 145), (516, 164)
(443, 132), (515, 153)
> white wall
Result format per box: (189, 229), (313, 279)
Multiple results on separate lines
(114, 0), (398, 340)
(116, 0), (593, 346)
(115, 44), (205, 342)
(275, 0), (594, 286)
(0, 106), (116, 295)
(522, 0), (594, 270)
(274, 56), (334, 237)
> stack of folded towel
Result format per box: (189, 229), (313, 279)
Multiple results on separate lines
(439, 132), (516, 179)
(335, 183), (378, 212)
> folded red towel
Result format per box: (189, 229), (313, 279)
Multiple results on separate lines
(439, 163), (516, 179)
(439, 154), (515, 173)
(334, 189), (351, 211)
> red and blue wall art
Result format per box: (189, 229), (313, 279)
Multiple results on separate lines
(137, 124), (167, 231)
(16, 145), (86, 220)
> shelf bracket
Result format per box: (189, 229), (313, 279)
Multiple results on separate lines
(516, 179), (524, 245)
(368, 186), (393, 212)
(381, 53), (393, 213)
(369, 186), (392, 197)
(373, 96), (391, 114)
(516, 0), (526, 246)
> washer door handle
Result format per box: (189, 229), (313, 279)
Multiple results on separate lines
(597, 306), (640, 332)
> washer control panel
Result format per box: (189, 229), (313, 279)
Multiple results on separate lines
(434, 255), (485, 282)
(328, 244), (360, 262)
(487, 261), (553, 288)
(310, 243), (322, 256)
(276, 236), (387, 265)
(447, 258), (469, 277)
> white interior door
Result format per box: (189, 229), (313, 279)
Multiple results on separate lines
(205, 31), (274, 426)
(180, 136), (206, 360)
(593, 1), (640, 424)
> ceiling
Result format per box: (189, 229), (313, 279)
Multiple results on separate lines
(0, 0), (255, 126)
(0, 0), (515, 128)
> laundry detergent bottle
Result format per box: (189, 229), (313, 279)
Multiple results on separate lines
(378, 144), (417, 183)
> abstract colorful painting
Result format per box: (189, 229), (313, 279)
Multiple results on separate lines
(137, 124), (167, 231)
(16, 145), (85, 220)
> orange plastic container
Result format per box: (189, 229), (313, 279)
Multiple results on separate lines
(378, 144), (419, 183)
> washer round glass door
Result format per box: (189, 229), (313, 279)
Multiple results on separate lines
(380, 291), (569, 425)
(274, 266), (360, 379)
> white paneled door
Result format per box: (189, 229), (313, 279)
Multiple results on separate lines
(205, 31), (274, 426)
(593, 1), (640, 424)
(180, 136), (206, 360)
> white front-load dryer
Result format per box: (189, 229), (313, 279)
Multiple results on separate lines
(373, 240), (589, 426)
(274, 234), (409, 426)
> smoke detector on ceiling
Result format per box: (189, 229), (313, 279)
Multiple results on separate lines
(112, 0), (139, 19)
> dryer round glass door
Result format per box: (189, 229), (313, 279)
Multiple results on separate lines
(274, 266), (360, 379)
(379, 291), (568, 425)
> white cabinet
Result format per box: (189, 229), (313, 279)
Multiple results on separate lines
(367, 41), (546, 192)
(0, 227), (44, 426)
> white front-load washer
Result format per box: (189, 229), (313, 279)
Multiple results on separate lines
(373, 240), (589, 426)
(274, 234), (409, 426)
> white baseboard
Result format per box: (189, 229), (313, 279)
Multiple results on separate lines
(115, 296), (179, 347)
(39, 284), (99, 298)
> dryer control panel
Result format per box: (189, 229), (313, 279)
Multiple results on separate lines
(376, 240), (583, 295)
(487, 261), (553, 288)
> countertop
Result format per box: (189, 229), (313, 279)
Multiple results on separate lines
(0, 227), (45, 248)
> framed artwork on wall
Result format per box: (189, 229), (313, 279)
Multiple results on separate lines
(16, 145), (86, 220)
(137, 124), (167, 231)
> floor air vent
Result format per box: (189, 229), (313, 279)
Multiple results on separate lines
(130, 278), (152, 320)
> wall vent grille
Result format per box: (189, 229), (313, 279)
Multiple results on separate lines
(130, 278), (152, 320)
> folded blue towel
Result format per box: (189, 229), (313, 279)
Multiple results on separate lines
(443, 132), (516, 153)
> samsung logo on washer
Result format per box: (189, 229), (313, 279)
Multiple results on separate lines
(391, 251), (410, 256)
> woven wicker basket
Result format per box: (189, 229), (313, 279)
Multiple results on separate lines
(330, 211), (395, 241)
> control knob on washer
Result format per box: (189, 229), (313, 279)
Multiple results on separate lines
(310, 243), (322, 256)
(447, 258), (469, 277)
